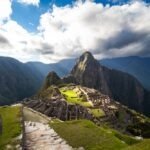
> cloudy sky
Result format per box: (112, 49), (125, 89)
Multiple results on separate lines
(0, 0), (150, 63)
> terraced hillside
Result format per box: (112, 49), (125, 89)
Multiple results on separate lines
(0, 104), (149, 150)
(24, 84), (150, 138)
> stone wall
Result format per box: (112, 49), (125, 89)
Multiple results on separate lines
(23, 99), (92, 121)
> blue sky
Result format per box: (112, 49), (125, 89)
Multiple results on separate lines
(0, 0), (150, 62)
(12, 0), (77, 31)
(11, 0), (150, 32)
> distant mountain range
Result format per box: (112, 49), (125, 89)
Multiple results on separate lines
(27, 56), (150, 91)
(26, 52), (150, 116)
(0, 55), (150, 111)
(0, 57), (43, 105)
(26, 59), (76, 78)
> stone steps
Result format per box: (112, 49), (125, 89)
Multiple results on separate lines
(24, 121), (73, 150)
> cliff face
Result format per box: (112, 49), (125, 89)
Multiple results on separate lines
(71, 52), (111, 95)
(70, 52), (149, 116)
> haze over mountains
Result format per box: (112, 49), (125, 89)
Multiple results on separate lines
(27, 59), (75, 78)
(0, 53), (150, 117)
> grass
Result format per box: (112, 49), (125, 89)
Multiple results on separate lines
(50, 119), (139, 150)
(123, 139), (150, 150)
(60, 89), (92, 107)
(101, 125), (140, 145)
(0, 106), (22, 149)
(89, 108), (105, 117)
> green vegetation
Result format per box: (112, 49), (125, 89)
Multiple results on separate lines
(123, 139), (150, 150)
(60, 89), (92, 107)
(50, 120), (140, 150)
(0, 106), (22, 149)
(101, 126), (139, 145)
(89, 108), (105, 117)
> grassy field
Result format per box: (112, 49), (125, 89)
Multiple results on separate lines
(89, 108), (105, 117)
(50, 120), (140, 150)
(60, 89), (92, 107)
(123, 139), (150, 150)
(0, 106), (22, 149)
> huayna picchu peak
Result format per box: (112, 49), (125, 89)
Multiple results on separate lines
(67, 52), (150, 117)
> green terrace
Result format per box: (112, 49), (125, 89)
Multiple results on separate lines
(88, 108), (105, 117)
(0, 105), (22, 150)
(50, 119), (142, 150)
(60, 88), (93, 107)
(60, 87), (106, 118)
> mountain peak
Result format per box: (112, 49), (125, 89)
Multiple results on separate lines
(70, 51), (102, 88)
(42, 71), (62, 90)
(72, 51), (99, 73)
(79, 51), (95, 63)
(82, 51), (93, 57)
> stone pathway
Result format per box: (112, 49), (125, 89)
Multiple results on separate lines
(25, 121), (73, 150)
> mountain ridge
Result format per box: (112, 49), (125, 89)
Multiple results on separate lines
(0, 54), (150, 114)
(63, 52), (150, 117)
(0, 57), (43, 105)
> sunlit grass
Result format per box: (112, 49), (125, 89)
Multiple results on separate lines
(60, 89), (92, 107)
(0, 106), (22, 149)
(123, 139), (150, 150)
(50, 119), (138, 150)
(89, 108), (105, 117)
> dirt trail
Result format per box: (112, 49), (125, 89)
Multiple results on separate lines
(23, 107), (73, 150)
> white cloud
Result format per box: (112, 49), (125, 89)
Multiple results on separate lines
(0, 0), (150, 63)
(38, 1), (150, 60)
(0, 20), (49, 62)
(17, 0), (40, 6)
(0, 0), (12, 23)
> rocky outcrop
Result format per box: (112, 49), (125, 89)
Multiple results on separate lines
(68, 51), (150, 116)
(62, 75), (77, 84)
(42, 71), (62, 90)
